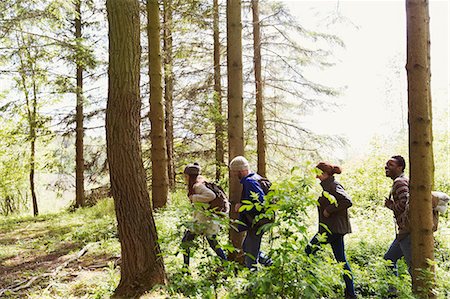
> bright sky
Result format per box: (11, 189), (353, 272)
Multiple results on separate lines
(283, 0), (449, 155)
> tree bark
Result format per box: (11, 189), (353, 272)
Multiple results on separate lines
(106, 0), (167, 296)
(213, 0), (225, 182)
(227, 0), (244, 260)
(163, 0), (175, 190)
(406, 0), (435, 297)
(148, 0), (170, 208)
(17, 34), (39, 217)
(251, 0), (266, 177)
(30, 77), (38, 217)
(75, 0), (85, 208)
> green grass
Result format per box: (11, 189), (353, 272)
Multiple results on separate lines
(0, 199), (120, 298)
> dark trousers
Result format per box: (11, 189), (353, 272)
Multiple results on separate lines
(181, 230), (227, 266)
(237, 215), (272, 269)
(242, 225), (264, 269)
(306, 233), (356, 296)
(383, 234), (412, 276)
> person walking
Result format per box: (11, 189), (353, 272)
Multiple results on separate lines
(306, 161), (357, 299)
(229, 156), (272, 269)
(383, 155), (412, 276)
(181, 163), (227, 269)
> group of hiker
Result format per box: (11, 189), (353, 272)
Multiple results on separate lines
(180, 155), (449, 299)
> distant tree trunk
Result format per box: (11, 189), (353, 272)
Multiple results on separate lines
(406, 0), (435, 297)
(106, 0), (166, 296)
(227, 0), (244, 261)
(17, 34), (39, 217)
(163, 0), (175, 190)
(148, 0), (169, 208)
(23, 87), (38, 217)
(30, 78), (38, 217)
(251, 0), (266, 177)
(213, 0), (225, 182)
(75, 0), (85, 208)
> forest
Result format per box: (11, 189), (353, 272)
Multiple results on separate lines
(0, 0), (449, 298)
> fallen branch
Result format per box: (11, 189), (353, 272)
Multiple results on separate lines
(0, 243), (93, 296)
(85, 256), (121, 270)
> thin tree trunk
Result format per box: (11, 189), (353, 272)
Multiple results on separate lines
(163, 0), (175, 190)
(148, 0), (169, 208)
(406, 0), (435, 297)
(227, 0), (244, 261)
(29, 134), (38, 216)
(106, 0), (166, 296)
(17, 33), (39, 217)
(75, 0), (85, 208)
(251, 0), (266, 177)
(30, 72), (38, 217)
(213, 0), (225, 182)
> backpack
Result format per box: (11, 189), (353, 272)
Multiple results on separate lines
(204, 182), (230, 214)
(254, 176), (274, 227)
(258, 177), (272, 196)
(432, 191), (450, 231)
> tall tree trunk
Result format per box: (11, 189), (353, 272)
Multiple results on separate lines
(75, 0), (85, 208)
(23, 84), (38, 217)
(227, 0), (244, 261)
(213, 0), (225, 182)
(106, 0), (166, 296)
(17, 34), (39, 217)
(406, 0), (435, 297)
(251, 0), (266, 177)
(163, 0), (175, 190)
(30, 141), (38, 216)
(148, 0), (169, 208)
(30, 74), (38, 217)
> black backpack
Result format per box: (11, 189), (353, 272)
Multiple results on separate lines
(254, 176), (275, 228)
(258, 177), (272, 195)
(204, 182), (230, 214)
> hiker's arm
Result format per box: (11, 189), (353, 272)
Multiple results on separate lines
(248, 183), (265, 203)
(384, 197), (394, 210)
(325, 184), (352, 214)
(240, 181), (265, 215)
(190, 184), (216, 203)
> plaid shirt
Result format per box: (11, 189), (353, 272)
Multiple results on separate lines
(388, 173), (410, 235)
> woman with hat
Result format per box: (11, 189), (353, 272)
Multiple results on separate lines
(181, 163), (227, 269)
(306, 162), (357, 299)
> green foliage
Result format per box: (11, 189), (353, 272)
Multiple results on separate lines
(1, 165), (449, 298)
(157, 160), (450, 298)
(339, 151), (393, 212)
(0, 118), (28, 215)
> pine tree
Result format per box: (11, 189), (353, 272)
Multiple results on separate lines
(106, 0), (166, 295)
(148, 0), (170, 208)
(406, 0), (435, 297)
(227, 0), (245, 260)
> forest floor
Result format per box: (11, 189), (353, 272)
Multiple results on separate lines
(0, 200), (123, 298)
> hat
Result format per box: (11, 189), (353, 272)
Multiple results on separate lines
(229, 156), (249, 171)
(316, 161), (342, 175)
(184, 162), (201, 175)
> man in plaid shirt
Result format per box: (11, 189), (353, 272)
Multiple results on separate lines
(383, 155), (412, 277)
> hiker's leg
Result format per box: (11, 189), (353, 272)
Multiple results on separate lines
(399, 234), (412, 275)
(384, 238), (403, 276)
(258, 251), (273, 266)
(330, 234), (356, 297)
(181, 230), (196, 267)
(243, 226), (263, 269)
(206, 235), (227, 260)
(305, 233), (322, 256)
